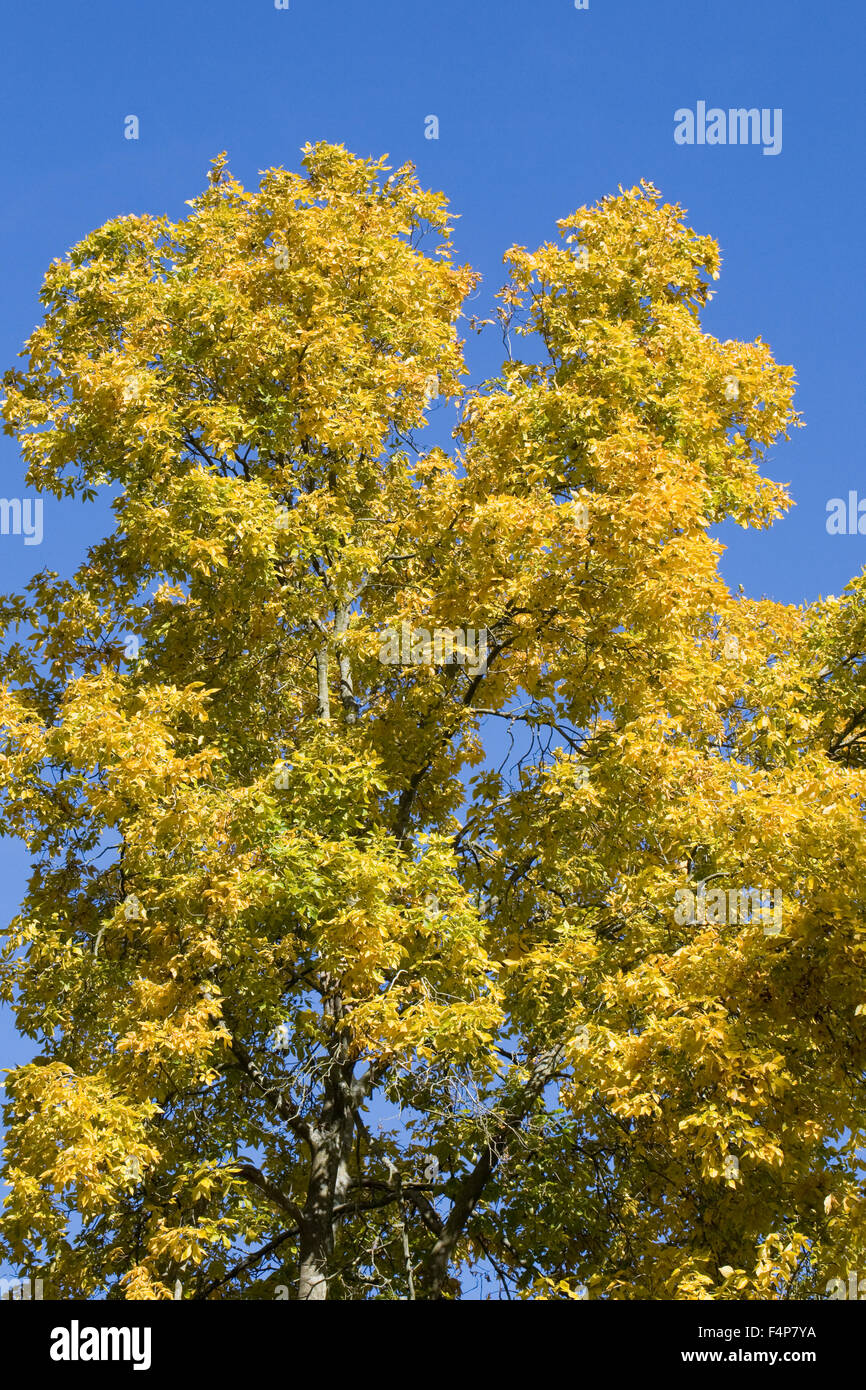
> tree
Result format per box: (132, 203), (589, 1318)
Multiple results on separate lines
(1, 145), (864, 1301)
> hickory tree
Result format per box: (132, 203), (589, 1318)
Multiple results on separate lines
(1, 145), (865, 1301)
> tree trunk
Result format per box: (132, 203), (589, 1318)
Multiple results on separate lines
(296, 988), (357, 1300)
(297, 1136), (335, 1300)
(334, 603), (358, 724)
(315, 638), (330, 722)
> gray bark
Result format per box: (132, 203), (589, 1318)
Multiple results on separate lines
(296, 986), (358, 1300)
(334, 603), (358, 724)
(315, 637), (330, 722)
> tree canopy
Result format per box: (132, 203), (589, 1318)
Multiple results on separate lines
(2, 143), (864, 1301)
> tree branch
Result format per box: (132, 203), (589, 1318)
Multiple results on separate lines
(419, 1045), (565, 1297)
(234, 1163), (304, 1224)
(226, 1032), (311, 1143)
(196, 1226), (298, 1301)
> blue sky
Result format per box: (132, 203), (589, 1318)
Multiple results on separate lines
(1, 0), (864, 1234)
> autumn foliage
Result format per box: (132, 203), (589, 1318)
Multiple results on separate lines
(1, 145), (864, 1300)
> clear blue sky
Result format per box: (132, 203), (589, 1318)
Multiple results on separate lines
(1, 0), (864, 1157)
